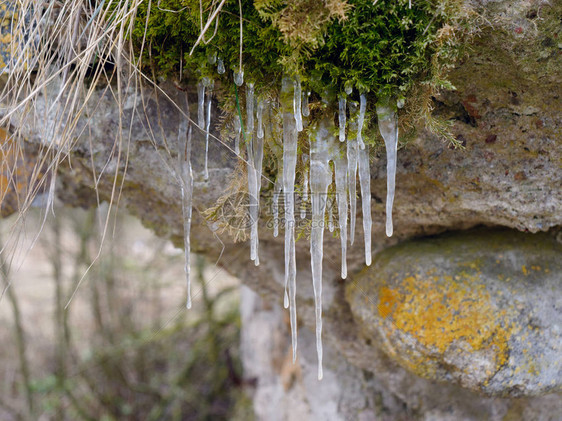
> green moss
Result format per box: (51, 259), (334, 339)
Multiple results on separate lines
(132, 0), (472, 100)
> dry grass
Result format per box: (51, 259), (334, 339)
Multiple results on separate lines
(0, 1), (149, 246)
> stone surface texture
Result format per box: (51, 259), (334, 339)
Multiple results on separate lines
(4, 0), (562, 419)
(347, 229), (562, 396)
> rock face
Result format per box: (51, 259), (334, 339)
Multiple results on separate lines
(3, 0), (562, 418)
(347, 229), (562, 396)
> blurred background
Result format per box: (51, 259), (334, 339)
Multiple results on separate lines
(0, 205), (253, 421)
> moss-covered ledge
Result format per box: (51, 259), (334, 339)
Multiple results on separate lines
(3, 0), (562, 417)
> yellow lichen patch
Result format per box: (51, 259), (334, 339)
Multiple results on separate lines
(378, 273), (512, 369)
(522, 265), (528, 275)
(378, 286), (399, 319)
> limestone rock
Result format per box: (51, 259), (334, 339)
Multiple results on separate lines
(346, 229), (562, 396)
(2, 0), (561, 417)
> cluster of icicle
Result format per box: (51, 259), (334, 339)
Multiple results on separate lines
(177, 67), (399, 379)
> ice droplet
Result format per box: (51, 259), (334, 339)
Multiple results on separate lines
(234, 69), (244, 86)
(344, 81), (353, 96)
(217, 57), (225, 74)
(338, 96), (346, 142)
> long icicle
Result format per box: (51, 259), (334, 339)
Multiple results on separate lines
(347, 101), (359, 245)
(178, 92), (193, 308)
(246, 83), (260, 264)
(358, 144), (372, 266)
(203, 78), (214, 180)
(253, 112), (264, 265)
(281, 76), (298, 360)
(376, 99), (399, 237)
(250, 95), (265, 266)
(309, 115), (337, 380)
(273, 168), (287, 307)
(333, 146), (348, 279)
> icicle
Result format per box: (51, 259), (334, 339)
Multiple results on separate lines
(273, 172), (282, 239)
(254, 103), (266, 249)
(344, 81), (353, 96)
(207, 51), (217, 65)
(301, 154), (309, 219)
(338, 96), (346, 142)
(246, 83), (260, 265)
(328, 198), (334, 232)
(302, 91), (310, 117)
(309, 116), (337, 381)
(234, 69), (244, 86)
(234, 115), (241, 155)
(197, 81), (205, 128)
(347, 101), (359, 246)
(257, 99), (264, 139)
(246, 83), (255, 135)
(254, 128), (264, 265)
(217, 57), (225, 74)
(203, 78), (213, 181)
(333, 149), (348, 279)
(294, 78), (303, 132)
(358, 144), (372, 266)
(246, 85), (256, 129)
(357, 94), (367, 150)
(281, 76), (298, 360)
(178, 93), (193, 309)
(376, 99), (399, 237)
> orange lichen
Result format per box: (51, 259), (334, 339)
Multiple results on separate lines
(378, 287), (399, 319)
(378, 273), (511, 368)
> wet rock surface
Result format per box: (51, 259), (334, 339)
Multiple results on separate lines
(346, 229), (562, 396)
(3, 0), (562, 418)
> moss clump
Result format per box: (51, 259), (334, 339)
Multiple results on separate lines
(132, 0), (473, 100)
